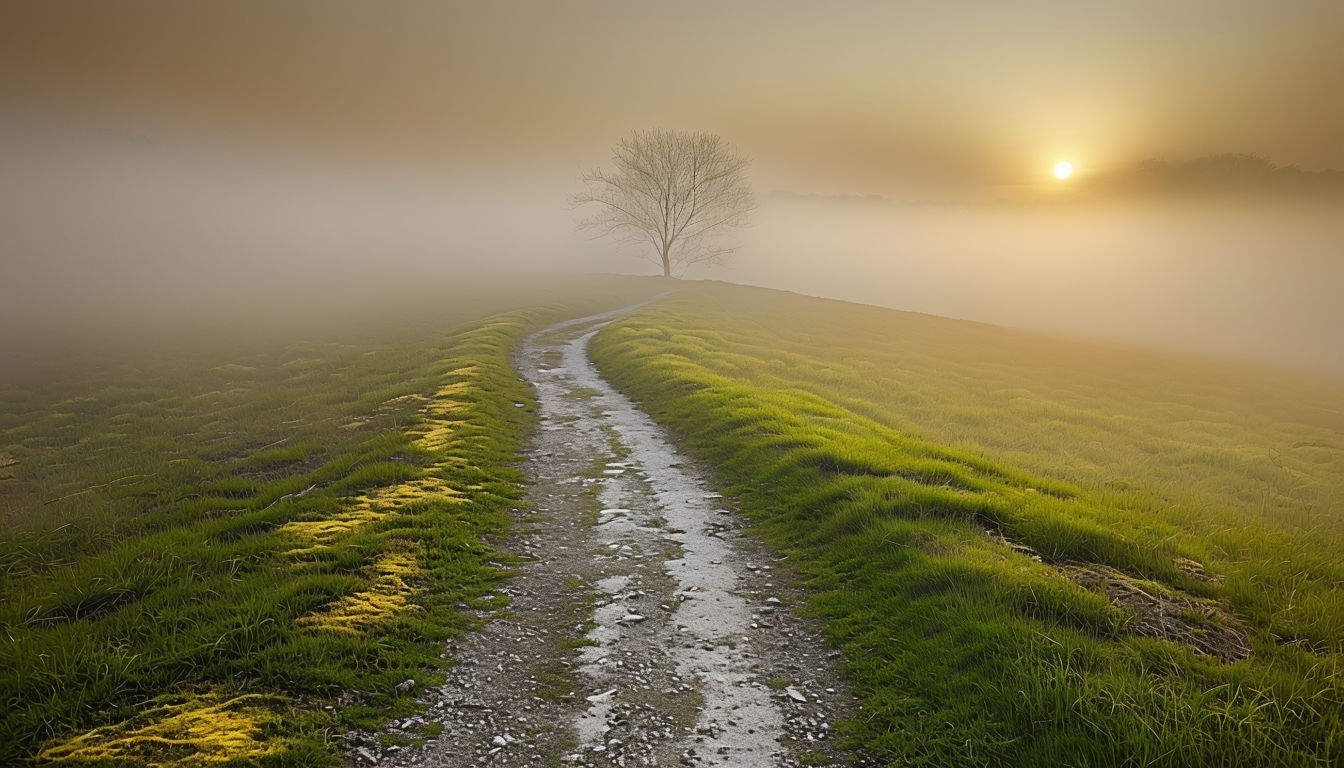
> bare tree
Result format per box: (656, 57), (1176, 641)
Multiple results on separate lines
(574, 129), (756, 277)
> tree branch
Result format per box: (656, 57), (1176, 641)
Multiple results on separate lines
(572, 129), (755, 276)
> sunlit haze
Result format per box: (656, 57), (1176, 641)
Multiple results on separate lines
(2, 1), (1341, 372)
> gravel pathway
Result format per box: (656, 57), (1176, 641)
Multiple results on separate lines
(350, 306), (868, 767)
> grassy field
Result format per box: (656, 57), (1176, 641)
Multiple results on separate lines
(0, 274), (662, 765)
(590, 281), (1343, 766)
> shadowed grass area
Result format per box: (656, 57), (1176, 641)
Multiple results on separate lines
(0, 275), (664, 765)
(590, 281), (1343, 766)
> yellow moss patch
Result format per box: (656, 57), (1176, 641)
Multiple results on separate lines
(380, 476), (466, 504)
(415, 420), (471, 452)
(296, 550), (424, 634)
(281, 504), (390, 555)
(37, 692), (289, 766)
(281, 476), (466, 555)
(422, 403), (468, 425)
(411, 373), (484, 448)
(381, 393), (431, 411)
(284, 372), (480, 554)
(431, 379), (477, 398)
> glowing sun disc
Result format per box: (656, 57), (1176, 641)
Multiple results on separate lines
(1054, 161), (1073, 180)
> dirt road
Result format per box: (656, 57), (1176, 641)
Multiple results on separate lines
(356, 306), (865, 767)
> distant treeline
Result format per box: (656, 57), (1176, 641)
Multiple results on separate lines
(1089, 154), (1344, 199)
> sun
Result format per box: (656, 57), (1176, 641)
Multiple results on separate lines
(1054, 161), (1073, 180)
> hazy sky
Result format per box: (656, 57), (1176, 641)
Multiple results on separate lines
(4, 1), (1341, 197)
(2, 2), (1341, 373)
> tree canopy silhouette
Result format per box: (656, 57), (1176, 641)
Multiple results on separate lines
(574, 129), (755, 277)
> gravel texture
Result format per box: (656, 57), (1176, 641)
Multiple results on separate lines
(348, 307), (870, 767)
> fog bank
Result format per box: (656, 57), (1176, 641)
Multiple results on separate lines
(721, 199), (1344, 374)
(3, 115), (1340, 377)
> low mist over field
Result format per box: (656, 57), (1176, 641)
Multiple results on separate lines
(728, 196), (1344, 373)
(3, 1), (1341, 373)
(3, 117), (1339, 376)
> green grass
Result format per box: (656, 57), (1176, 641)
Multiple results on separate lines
(0, 275), (665, 765)
(590, 281), (1344, 766)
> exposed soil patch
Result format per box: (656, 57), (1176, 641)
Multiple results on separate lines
(983, 527), (1250, 663)
(350, 307), (869, 767)
(1062, 563), (1251, 663)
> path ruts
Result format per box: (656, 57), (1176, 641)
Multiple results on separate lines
(355, 306), (866, 767)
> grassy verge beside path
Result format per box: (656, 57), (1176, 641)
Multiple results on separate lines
(590, 282), (1343, 766)
(0, 275), (663, 765)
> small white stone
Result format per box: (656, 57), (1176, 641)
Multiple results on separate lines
(586, 688), (617, 702)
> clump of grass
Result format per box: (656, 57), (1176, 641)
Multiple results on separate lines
(590, 282), (1344, 766)
(533, 662), (577, 702)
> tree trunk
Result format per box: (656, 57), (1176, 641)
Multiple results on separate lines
(661, 243), (672, 277)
